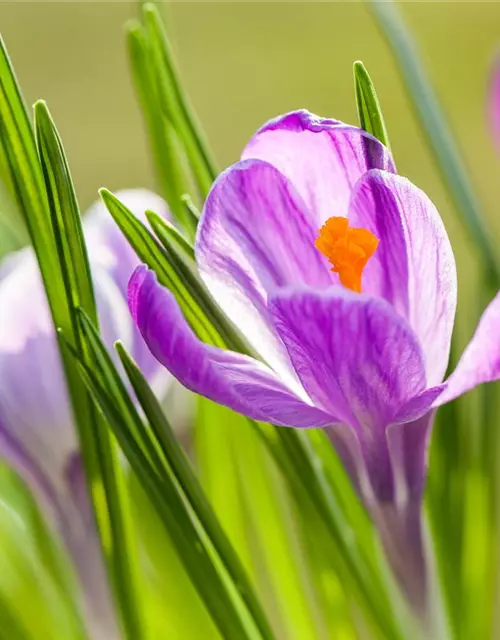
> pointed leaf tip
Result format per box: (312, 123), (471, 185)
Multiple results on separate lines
(353, 60), (391, 149)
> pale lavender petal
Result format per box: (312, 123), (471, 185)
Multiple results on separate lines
(0, 414), (60, 514)
(349, 170), (457, 386)
(489, 55), (500, 151)
(0, 263), (128, 491)
(269, 287), (428, 431)
(196, 158), (333, 388)
(129, 267), (334, 428)
(0, 424), (118, 639)
(85, 188), (170, 292)
(0, 254), (76, 490)
(378, 411), (436, 613)
(386, 411), (435, 505)
(394, 386), (445, 423)
(371, 498), (428, 615)
(242, 110), (395, 227)
(85, 188), (172, 385)
(437, 291), (500, 405)
(326, 424), (368, 497)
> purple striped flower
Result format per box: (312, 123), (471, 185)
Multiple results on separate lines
(129, 110), (500, 609)
(0, 190), (171, 639)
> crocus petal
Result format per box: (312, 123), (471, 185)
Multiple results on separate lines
(489, 55), (500, 151)
(326, 425), (369, 497)
(242, 110), (395, 228)
(85, 188), (172, 385)
(387, 411), (435, 506)
(196, 158), (333, 388)
(85, 188), (170, 295)
(349, 170), (457, 386)
(0, 254), (134, 491)
(437, 291), (500, 405)
(378, 411), (436, 613)
(0, 255), (77, 489)
(327, 414), (431, 614)
(394, 386), (445, 424)
(269, 287), (428, 429)
(0, 415), (59, 514)
(129, 267), (334, 428)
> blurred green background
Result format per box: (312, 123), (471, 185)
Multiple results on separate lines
(0, 1), (498, 338)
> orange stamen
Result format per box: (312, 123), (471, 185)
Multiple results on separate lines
(315, 217), (379, 293)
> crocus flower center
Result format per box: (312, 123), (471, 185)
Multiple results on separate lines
(315, 217), (379, 293)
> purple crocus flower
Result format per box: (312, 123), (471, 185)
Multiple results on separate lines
(128, 110), (500, 611)
(0, 190), (171, 639)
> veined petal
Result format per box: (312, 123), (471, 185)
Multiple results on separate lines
(128, 267), (334, 428)
(387, 411), (435, 506)
(437, 291), (500, 405)
(394, 386), (445, 424)
(349, 170), (457, 386)
(196, 158), (333, 387)
(242, 110), (395, 227)
(268, 287), (427, 437)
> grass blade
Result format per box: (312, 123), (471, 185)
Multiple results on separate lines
(0, 36), (66, 322)
(146, 209), (195, 262)
(142, 3), (217, 197)
(353, 60), (391, 148)
(126, 21), (193, 230)
(71, 312), (274, 640)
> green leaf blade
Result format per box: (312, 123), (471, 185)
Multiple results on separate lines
(146, 210), (195, 262)
(126, 21), (195, 231)
(0, 36), (66, 326)
(353, 60), (391, 148)
(142, 3), (217, 197)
